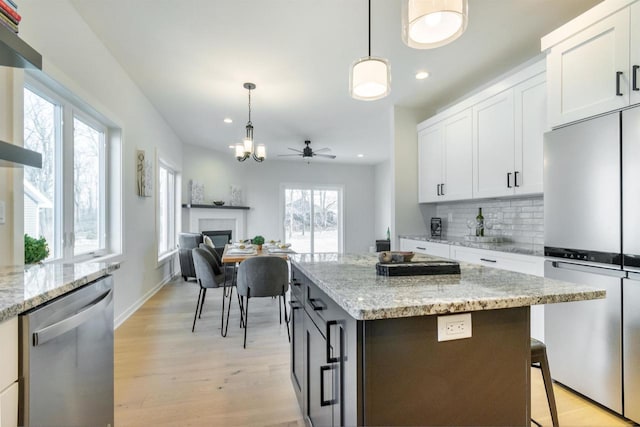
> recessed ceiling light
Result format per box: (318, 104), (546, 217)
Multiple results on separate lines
(224, 118), (233, 124)
(416, 71), (430, 80)
(357, 154), (364, 158)
(228, 145), (235, 149)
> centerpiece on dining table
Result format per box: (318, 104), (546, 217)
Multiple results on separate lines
(252, 235), (265, 250)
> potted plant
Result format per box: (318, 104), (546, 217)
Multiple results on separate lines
(252, 235), (265, 250)
(24, 234), (49, 264)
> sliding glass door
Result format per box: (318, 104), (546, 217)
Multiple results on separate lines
(283, 186), (343, 254)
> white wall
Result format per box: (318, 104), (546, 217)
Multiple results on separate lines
(14, 0), (184, 323)
(390, 106), (427, 248)
(373, 160), (391, 242)
(182, 143), (376, 253)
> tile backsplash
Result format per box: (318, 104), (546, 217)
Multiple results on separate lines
(434, 196), (544, 245)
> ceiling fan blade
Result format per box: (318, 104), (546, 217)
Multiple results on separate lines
(277, 154), (302, 157)
(314, 153), (336, 159)
(287, 147), (303, 153)
(314, 147), (331, 153)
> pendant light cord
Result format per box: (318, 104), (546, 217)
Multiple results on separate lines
(368, 0), (371, 57)
(247, 88), (252, 125)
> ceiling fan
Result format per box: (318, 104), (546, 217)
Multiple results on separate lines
(278, 140), (336, 160)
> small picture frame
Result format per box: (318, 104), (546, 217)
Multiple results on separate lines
(430, 217), (442, 238)
(137, 150), (152, 197)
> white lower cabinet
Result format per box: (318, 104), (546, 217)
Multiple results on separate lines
(399, 239), (450, 258)
(0, 317), (18, 427)
(449, 245), (545, 341)
(0, 382), (18, 427)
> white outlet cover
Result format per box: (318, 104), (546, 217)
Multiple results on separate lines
(0, 200), (5, 224)
(437, 313), (472, 342)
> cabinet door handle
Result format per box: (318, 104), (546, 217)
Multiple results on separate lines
(634, 66), (640, 91)
(320, 365), (337, 406)
(441, 183), (445, 195)
(416, 246), (426, 250)
(292, 280), (301, 287)
(514, 171), (520, 187)
(289, 300), (301, 309)
(480, 258), (497, 263)
(507, 172), (513, 188)
(308, 298), (326, 311)
(326, 320), (343, 363)
(616, 71), (624, 96)
(436, 184), (441, 196)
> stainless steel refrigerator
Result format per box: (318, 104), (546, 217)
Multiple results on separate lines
(544, 107), (640, 423)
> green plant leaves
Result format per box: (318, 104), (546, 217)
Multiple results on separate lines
(24, 234), (50, 264)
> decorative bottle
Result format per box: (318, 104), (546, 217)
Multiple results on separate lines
(476, 208), (484, 237)
(386, 227), (391, 240)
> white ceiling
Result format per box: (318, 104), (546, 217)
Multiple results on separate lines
(69, 0), (600, 165)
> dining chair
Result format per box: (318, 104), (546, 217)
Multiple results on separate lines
(191, 247), (227, 334)
(236, 256), (290, 348)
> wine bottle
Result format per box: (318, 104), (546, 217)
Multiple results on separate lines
(386, 227), (391, 240)
(476, 208), (484, 237)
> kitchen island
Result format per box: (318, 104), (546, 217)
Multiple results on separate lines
(289, 253), (604, 426)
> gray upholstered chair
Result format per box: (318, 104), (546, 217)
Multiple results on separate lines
(236, 256), (290, 348)
(191, 247), (226, 333)
(199, 243), (235, 280)
(178, 232), (203, 281)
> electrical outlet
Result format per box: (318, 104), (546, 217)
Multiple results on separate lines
(437, 313), (472, 342)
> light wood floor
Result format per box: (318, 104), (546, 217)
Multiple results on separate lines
(115, 277), (633, 427)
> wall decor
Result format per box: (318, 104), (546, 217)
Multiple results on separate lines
(136, 150), (152, 197)
(190, 180), (205, 204)
(230, 185), (242, 206)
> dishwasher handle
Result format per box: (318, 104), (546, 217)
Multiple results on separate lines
(33, 289), (113, 347)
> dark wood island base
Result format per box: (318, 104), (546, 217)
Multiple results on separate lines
(291, 264), (531, 426)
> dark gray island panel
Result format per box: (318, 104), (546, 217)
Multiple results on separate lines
(289, 253), (604, 426)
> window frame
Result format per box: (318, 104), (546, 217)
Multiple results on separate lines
(23, 76), (113, 262)
(156, 154), (180, 265)
(280, 183), (345, 254)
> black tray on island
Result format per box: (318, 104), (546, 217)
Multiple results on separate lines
(376, 260), (460, 276)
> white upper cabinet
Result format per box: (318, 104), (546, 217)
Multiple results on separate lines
(543, 1), (640, 127)
(473, 89), (515, 199)
(418, 109), (472, 203)
(442, 110), (473, 201)
(418, 124), (443, 203)
(514, 73), (547, 195)
(418, 59), (545, 203)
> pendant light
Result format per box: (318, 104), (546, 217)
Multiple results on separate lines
(402, 0), (468, 49)
(350, 0), (390, 101)
(235, 82), (266, 162)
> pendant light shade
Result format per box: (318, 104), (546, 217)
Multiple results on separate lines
(402, 0), (468, 49)
(350, 57), (390, 101)
(350, 0), (390, 101)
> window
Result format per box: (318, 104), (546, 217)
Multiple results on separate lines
(157, 161), (177, 260)
(282, 185), (343, 254)
(23, 82), (110, 262)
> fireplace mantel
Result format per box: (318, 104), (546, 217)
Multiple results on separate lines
(182, 205), (249, 240)
(182, 204), (250, 210)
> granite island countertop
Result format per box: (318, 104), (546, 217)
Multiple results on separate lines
(399, 234), (544, 256)
(0, 262), (120, 322)
(290, 253), (603, 320)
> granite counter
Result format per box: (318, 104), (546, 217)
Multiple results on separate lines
(0, 262), (120, 322)
(399, 234), (544, 256)
(290, 252), (603, 320)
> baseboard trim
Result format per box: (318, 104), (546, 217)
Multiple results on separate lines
(114, 274), (178, 329)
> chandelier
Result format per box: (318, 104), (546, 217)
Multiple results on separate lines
(235, 82), (266, 162)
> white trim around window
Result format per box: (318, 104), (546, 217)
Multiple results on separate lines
(156, 151), (181, 265)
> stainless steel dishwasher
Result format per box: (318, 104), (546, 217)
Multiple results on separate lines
(19, 275), (114, 427)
